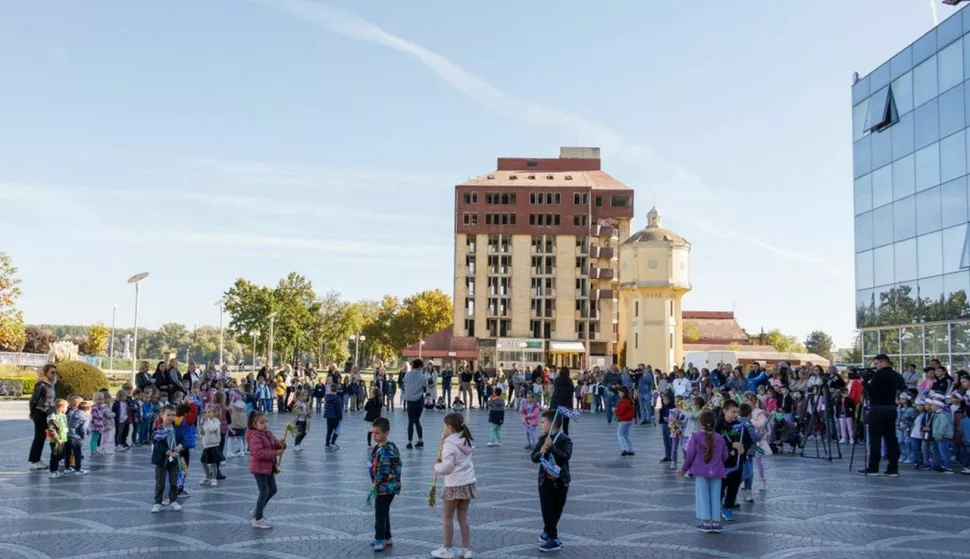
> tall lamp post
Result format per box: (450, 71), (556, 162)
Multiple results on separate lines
(252, 329), (260, 373)
(108, 304), (117, 371)
(127, 272), (150, 386)
(418, 339), (426, 360)
(350, 333), (366, 368)
(215, 297), (227, 366)
(267, 312), (279, 370)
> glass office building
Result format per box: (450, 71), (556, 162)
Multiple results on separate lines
(853, 7), (970, 370)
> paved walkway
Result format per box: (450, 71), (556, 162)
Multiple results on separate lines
(0, 401), (968, 559)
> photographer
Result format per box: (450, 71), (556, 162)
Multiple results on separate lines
(858, 354), (906, 477)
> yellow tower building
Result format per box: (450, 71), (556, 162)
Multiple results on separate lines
(618, 207), (691, 372)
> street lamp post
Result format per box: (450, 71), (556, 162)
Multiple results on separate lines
(215, 297), (227, 366)
(127, 272), (150, 386)
(108, 304), (117, 371)
(252, 330), (260, 373)
(350, 333), (367, 368)
(267, 312), (279, 370)
(419, 339), (426, 360)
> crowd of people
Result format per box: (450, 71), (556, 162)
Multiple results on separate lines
(22, 354), (970, 553)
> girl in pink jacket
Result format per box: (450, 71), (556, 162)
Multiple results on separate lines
(245, 411), (284, 530)
(431, 412), (476, 559)
(520, 393), (540, 450)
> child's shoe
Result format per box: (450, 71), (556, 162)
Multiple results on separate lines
(49, 471), (62, 479)
(721, 509), (734, 521)
(758, 479), (767, 491)
(252, 518), (273, 529)
(460, 549), (473, 558)
(64, 467), (75, 474)
(430, 547), (455, 559)
(151, 504), (162, 513)
(538, 539), (563, 552)
(709, 522), (724, 533)
(743, 490), (754, 503)
(75, 468), (88, 475)
(539, 532), (548, 543)
(210, 480), (218, 487)
(695, 523), (712, 533)
(373, 540), (386, 552)
(199, 479), (211, 487)
(162, 499), (170, 506)
(961, 467), (970, 474)
(169, 501), (182, 511)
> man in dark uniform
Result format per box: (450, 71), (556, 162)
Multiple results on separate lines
(858, 354), (906, 477)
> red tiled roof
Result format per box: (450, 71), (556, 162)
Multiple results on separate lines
(402, 325), (478, 359)
(683, 311), (749, 344)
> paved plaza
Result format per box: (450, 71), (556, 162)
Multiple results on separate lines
(0, 401), (969, 559)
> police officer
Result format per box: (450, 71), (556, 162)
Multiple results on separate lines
(858, 354), (906, 477)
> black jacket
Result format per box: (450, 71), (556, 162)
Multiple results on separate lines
(531, 432), (573, 486)
(28, 379), (53, 420)
(549, 374), (575, 410)
(363, 396), (383, 422)
(867, 367), (906, 406)
(135, 371), (154, 390)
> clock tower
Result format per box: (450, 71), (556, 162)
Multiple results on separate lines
(618, 207), (691, 372)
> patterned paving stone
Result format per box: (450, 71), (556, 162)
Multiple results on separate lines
(1, 402), (969, 559)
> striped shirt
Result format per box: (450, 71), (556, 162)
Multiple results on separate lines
(403, 369), (428, 402)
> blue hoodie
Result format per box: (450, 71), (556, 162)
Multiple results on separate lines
(323, 392), (343, 420)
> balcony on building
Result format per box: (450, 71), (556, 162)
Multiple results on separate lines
(590, 246), (614, 259)
(591, 224), (618, 238)
(593, 288), (615, 300)
(588, 267), (615, 280)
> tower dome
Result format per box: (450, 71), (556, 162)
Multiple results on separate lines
(622, 206), (689, 247)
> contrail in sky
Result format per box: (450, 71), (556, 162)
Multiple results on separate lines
(930, 0), (940, 25)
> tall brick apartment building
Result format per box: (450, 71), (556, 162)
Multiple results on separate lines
(450, 147), (634, 370)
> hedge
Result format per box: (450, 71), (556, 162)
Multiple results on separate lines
(0, 377), (33, 396)
(54, 360), (108, 400)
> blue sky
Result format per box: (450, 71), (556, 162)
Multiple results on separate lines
(0, 0), (955, 347)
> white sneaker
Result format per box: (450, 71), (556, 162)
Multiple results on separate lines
(75, 469), (88, 476)
(743, 490), (754, 503)
(460, 549), (474, 559)
(758, 480), (767, 492)
(431, 547), (455, 559)
(199, 479), (210, 486)
(252, 518), (273, 529)
(169, 501), (182, 511)
(151, 504), (162, 513)
(49, 472), (62, 479)
(487, 443), (495, 447)
(162, 499), (170, 506)
(209, 480), (218, 487)
(29, 462), (46, 471)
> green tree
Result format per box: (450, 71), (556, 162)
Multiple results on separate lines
(841, 332), (863, 364)
(224, 278), (275, 358)
(803, 330), (834, 361)
(0, 252), (26, 351)
(362, 295), (401, 362)
(391, 289), (453, 350)
(137, 329), (166, 361)
(87, 322), (110, 356)
(271, 272), (322, 364)
(312, 290), (355, 367)
(158, 323), (188, 354)
(762, 329), (806, 353)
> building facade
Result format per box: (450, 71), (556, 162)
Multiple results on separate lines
(619, 207), (691, 372)
(453, 147), (634, 369)
(853, 7), (970, 370)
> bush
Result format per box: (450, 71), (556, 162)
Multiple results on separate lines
(54, 360), (108, 400)
(21, 376), (36, 394)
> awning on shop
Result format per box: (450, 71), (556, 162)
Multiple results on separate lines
(548, 341), (586, 353)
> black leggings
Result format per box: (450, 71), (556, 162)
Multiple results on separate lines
(326, 418), (340, 446)
(28, 414), (48, 464)
(407, 400), (424, 442)
(254, 473), (277, 520)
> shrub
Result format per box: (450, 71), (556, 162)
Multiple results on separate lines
(54, 360), (108, 400)
(21, 376), (36, 394)
(0, 363), (23, 377)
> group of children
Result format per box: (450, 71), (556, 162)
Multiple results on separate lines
(896, 390), (970, 474)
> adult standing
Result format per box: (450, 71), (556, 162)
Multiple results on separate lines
(549, 366), (575, 436)
(859, 354), (906, 477)
(441, 363), (454, 406)
(426, 362), (439, 404)
(153, 361), (172, 397)
(637, 367), (655, 424)
(403, 359), (427, 449)
(901, 363), (921, 392)
(602, 366), (622, 424)
(134, 360), (154, 391)
(473, 367), (486, 410)
(458, 363), (473, 407)
(167, 358), (184, 399)
(27, 364), (57, 470)
(510, 365), (524, 407)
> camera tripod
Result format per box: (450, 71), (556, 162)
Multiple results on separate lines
(801, 380), (842, 462)
(848, 392), (872, 474)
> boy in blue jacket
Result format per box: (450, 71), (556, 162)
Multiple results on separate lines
(151, 405), (184, 513)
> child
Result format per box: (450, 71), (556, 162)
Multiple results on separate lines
(425, 391), (435, 412)
(681, 397), (705, 456)
(291, 391), (310, 452)
(678, 410), (727, 533)
(63, 395), (83, 475)
(909, 398), (927, 468)
(100, 391), (115, 455)
(324, 384), (343, 450)
(435, 396), (447, 411)
(531, 409), (573, 552)
(659, 393), (674, 463)
(111, 389), (131, 452)
(257, 379), (273, 414)
(90, 392), (106, 456)
(920, 398), (938, 470)
(716, 399), (750, 521)
(46, 398), (69, 479)
(175, 404), (197, 497)
(959, 398), (970, 474)
(312, 380), (326, 415)
(228, 399), (248, 457)
(66, 398), (91, 475)
(364, 387), (384, 447)
(487, 387), (505, 447)
(738, 403), (762, 503)
(200, 405), (224, 486)
(139, 391), (155, 445)
(615, 386), (635, 457)
(897, 393), (917, 463)
(383, 377), (397, 412)
(246, 411), (284, 529)
(743, 392), (770, 491)
(451, 397), (466, 413)
(930, 399), (955, 473)
(520, 392), (540, 450)
(151, 404), (183, 513)
(369, 417), (402, 552)
(431, 413), (476, 559)
(668, 400), (684, 470)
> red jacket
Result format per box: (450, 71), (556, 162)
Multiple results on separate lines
(246, 428), (281, 475)
(615, 398), (635, 422)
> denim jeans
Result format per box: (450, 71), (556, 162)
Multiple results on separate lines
(617, 421), (633, 452)
(937, 439), (954, 470)
(694, 476), (722, 522)
(963, 443), (970, 467)
(253, 473), (278, 520)
(908, 437), (923, 465)
(661, 424), (672, 459)
(741, 457), (754, 490)
(638, 394), (653, 422)
(922, 439), (939, 469)
(604, 390), (617, 423)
